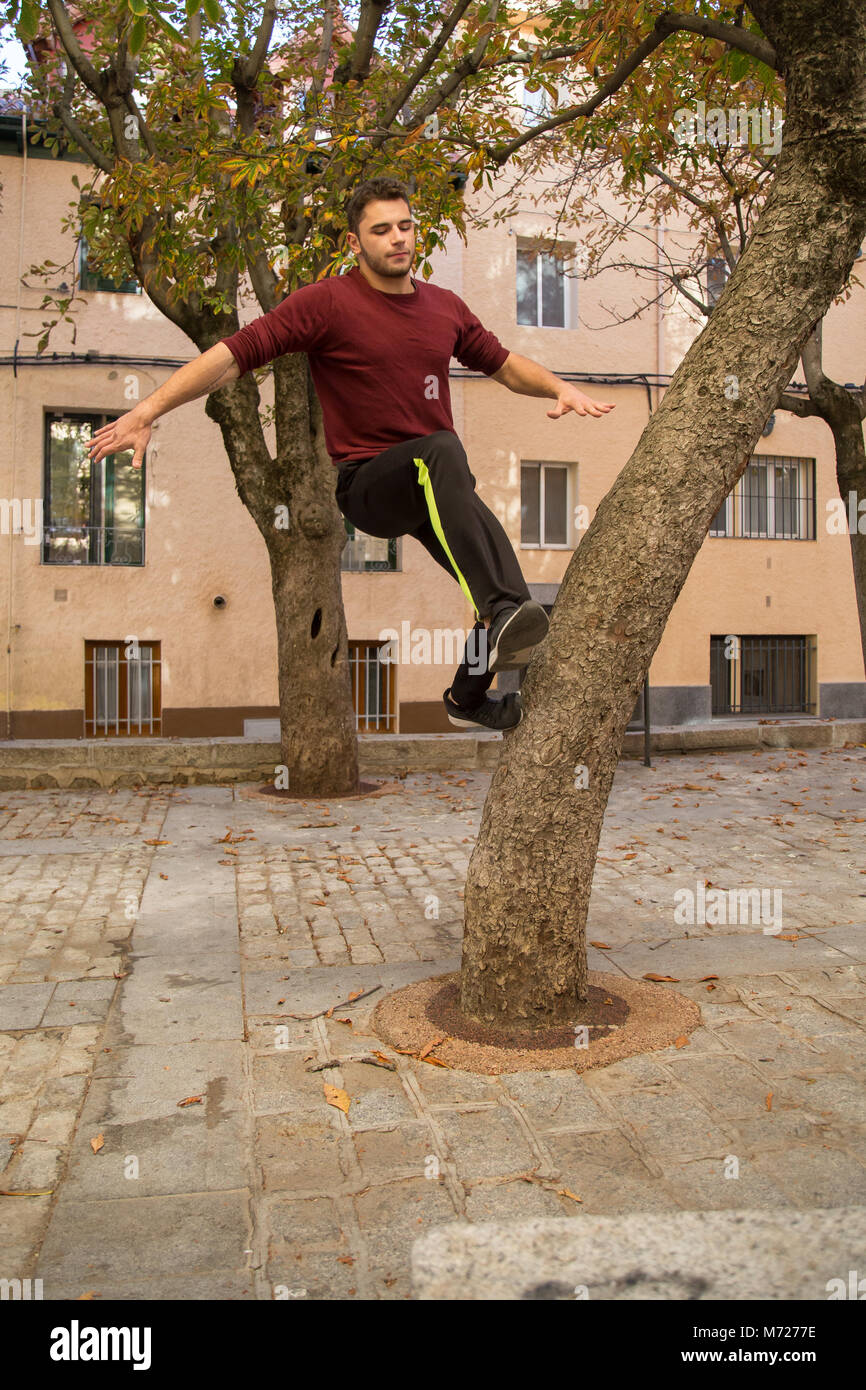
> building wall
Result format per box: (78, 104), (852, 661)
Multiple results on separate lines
(1, 118), (864, 739)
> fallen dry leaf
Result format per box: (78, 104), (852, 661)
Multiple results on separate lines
(699, 975), (719, 982)
(0, 1188), (54, 1197)
(324, 1083), (350, 1114)
(674, 1035), (690, 1049)
(77, 1292), (98, 1300)
(90, 1134), (104, 1154)
(643, 973), (680, 983)
(143, 839), (171, 846)
(558, 1188), (583, 1203)
(177, 1095), (203, 1108)
(766, 1092), (773, 1111)
(589, 941), (611, 949)
(419, 1035), (447, 1059)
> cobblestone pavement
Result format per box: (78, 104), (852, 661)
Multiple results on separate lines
(1, 746), (864, 1299)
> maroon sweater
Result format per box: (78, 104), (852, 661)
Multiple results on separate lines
(219, 264), (510, 464)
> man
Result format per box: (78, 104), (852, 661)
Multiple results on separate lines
(87, 175), (614, 731)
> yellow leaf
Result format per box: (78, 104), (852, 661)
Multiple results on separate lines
(324, 1083), (350, 1114)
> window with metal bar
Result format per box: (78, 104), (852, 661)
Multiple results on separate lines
(43, 412), (145, 566)
(709, 455), (815, 540)
(710, 635), (816, 715)
(520, 461), (571, 546)
(341, 518), (398, 572)
(348, 641), (397, 732)
(84, 641), (161, 737)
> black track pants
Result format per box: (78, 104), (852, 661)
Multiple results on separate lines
(335, 430), (531, 706)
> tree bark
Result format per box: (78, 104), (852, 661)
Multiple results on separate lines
(828, 400), (866, 676)
(205, 353), (360, 797)
(460, 0), (866, 1027)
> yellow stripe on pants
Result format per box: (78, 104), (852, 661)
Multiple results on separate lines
(413, 456), (480, 620)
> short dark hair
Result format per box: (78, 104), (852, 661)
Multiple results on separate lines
(345, 177), (412, 237)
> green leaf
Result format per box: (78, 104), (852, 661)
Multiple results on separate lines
(128, 0), (149, 15)
(17, 0), (41, 41)
(128, 14), (147, 54)
(202, 0), (221, 23)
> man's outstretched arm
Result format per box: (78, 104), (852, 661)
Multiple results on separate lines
(491, 351), (615, 420)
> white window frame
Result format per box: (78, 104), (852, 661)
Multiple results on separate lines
(520, 460), (573, 550)
(516, 238), (575, 329)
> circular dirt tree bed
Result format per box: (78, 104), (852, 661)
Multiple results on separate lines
(372, 971), (701, 1075)
(239, 778), (404, 803)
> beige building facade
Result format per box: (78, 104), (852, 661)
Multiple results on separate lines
(2, 99), (865, 741)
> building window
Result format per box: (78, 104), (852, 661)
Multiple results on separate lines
(521, 462), (570, 546)
(341, 518), (398, 571)
(43, 412), (145, 565)
(516, 241), (572, 327)
(348, 641), (396, 732)
(707, 256), (729, 308)
(709, 455), (815, 540)
(84, 641), (161, 736)
(710, 635), (816, 716)
(78, 233), (141, 294)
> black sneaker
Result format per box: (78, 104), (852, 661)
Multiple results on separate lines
(443, 687), (522, 731)
(487, 600), (549, 673)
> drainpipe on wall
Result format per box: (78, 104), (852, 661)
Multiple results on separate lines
(5, 104), (28, 741)
(656, 224), (665, 412)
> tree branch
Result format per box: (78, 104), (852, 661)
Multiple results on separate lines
(661, 10), (777, 70)
(239, 0), (278, 86)
(333, 0), (391, 84)
(52, 65), (113, 172)
(378, 0), (475, 129)
(44, 0), (106, 99)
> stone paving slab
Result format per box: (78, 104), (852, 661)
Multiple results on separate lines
(35, 1191), (252, 1300)
(1, 748), (863, 1299)
(410, 1207), (866, 1300)
(602, 931), (858, 981)
(0, 983), (55, 1029)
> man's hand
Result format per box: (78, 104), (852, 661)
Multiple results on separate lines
(547, 386), (615, 420)
(87, 407), (152, 470)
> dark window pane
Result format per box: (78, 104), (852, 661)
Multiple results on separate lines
(516, 249), (538, 325)
(540, 253), (565, 327)
(521, 464), (540, 543)
(543, 466), (568, 544)
(774, 461), (798, 539)
(741, 463), (767, 536)
(104, 451), (145, 564)
(710, 497), (728, 534)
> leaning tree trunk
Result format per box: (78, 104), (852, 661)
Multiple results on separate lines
(460, 0), (866, 1027)
(205, 352), (360, 797)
